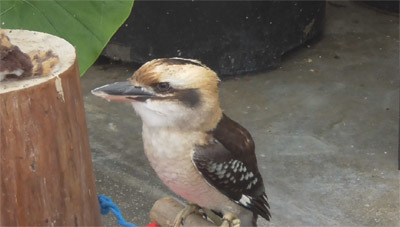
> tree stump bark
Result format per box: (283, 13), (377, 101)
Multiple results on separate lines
(150, 197), (215, 227)
(0, 30), (102, 226)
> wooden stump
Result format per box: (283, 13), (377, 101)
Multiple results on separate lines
(150, 197), (216, 227)
(0, 30), (102, 226)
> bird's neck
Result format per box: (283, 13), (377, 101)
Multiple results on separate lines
(141, 106), (222, 133)
(141, 125), (211, 162)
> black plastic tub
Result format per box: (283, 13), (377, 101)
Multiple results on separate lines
(103, 1), (326, 76)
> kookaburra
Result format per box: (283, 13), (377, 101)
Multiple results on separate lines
(92, 58), (271, 226)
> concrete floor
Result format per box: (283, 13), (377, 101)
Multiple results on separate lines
(81, 2), (399, 226)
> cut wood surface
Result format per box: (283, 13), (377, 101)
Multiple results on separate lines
(150, 197), (216, 227)
(0, 30), (102, 226)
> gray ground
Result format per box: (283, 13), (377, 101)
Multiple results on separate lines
(81, 2), (399, 226)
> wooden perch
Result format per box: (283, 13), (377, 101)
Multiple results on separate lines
(150, 197), (216, 227)
(0, 29), (102, 226)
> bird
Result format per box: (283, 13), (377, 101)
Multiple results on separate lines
(92, 58), (271, 226)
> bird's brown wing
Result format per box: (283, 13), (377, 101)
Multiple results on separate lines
(192, 114), (271, 221)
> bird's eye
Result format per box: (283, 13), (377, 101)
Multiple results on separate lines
(155, 82), (172, 93)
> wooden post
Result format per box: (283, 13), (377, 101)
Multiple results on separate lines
(150, 197), (216, 227)
(0, 30), (102, 226)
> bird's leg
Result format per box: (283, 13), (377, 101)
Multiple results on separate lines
(201, 208), (223, 226)
(173, 203), (202, 227)
(221, 213), (241, 227)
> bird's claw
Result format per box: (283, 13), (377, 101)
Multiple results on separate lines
(221, 213), (240, 227)
(173, 203), (201, 227)
(202, 208), (223, 225)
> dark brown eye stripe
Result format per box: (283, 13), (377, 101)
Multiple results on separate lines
(150, 88), (200, 108)
(174, 89), (200, 108)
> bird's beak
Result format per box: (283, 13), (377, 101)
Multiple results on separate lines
(91, 81), (154, 103)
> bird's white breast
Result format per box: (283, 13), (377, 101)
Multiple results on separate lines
(141, 125), (240, 213)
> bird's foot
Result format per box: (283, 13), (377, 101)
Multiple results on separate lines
(173, 203), (202, 227)
(221, 213), (240, 227)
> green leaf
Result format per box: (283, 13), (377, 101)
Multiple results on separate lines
(0, 0), (134, 76)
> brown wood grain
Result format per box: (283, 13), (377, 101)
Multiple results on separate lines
(0, 31), (101, 226)
(150, 197), (215, 227)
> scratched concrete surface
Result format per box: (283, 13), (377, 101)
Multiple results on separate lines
(81, 2), (399, 226)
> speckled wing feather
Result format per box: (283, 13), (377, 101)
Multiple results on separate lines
(192, 114), (271, 221)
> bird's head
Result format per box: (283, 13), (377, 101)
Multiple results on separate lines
(92, 58), (222, 131)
